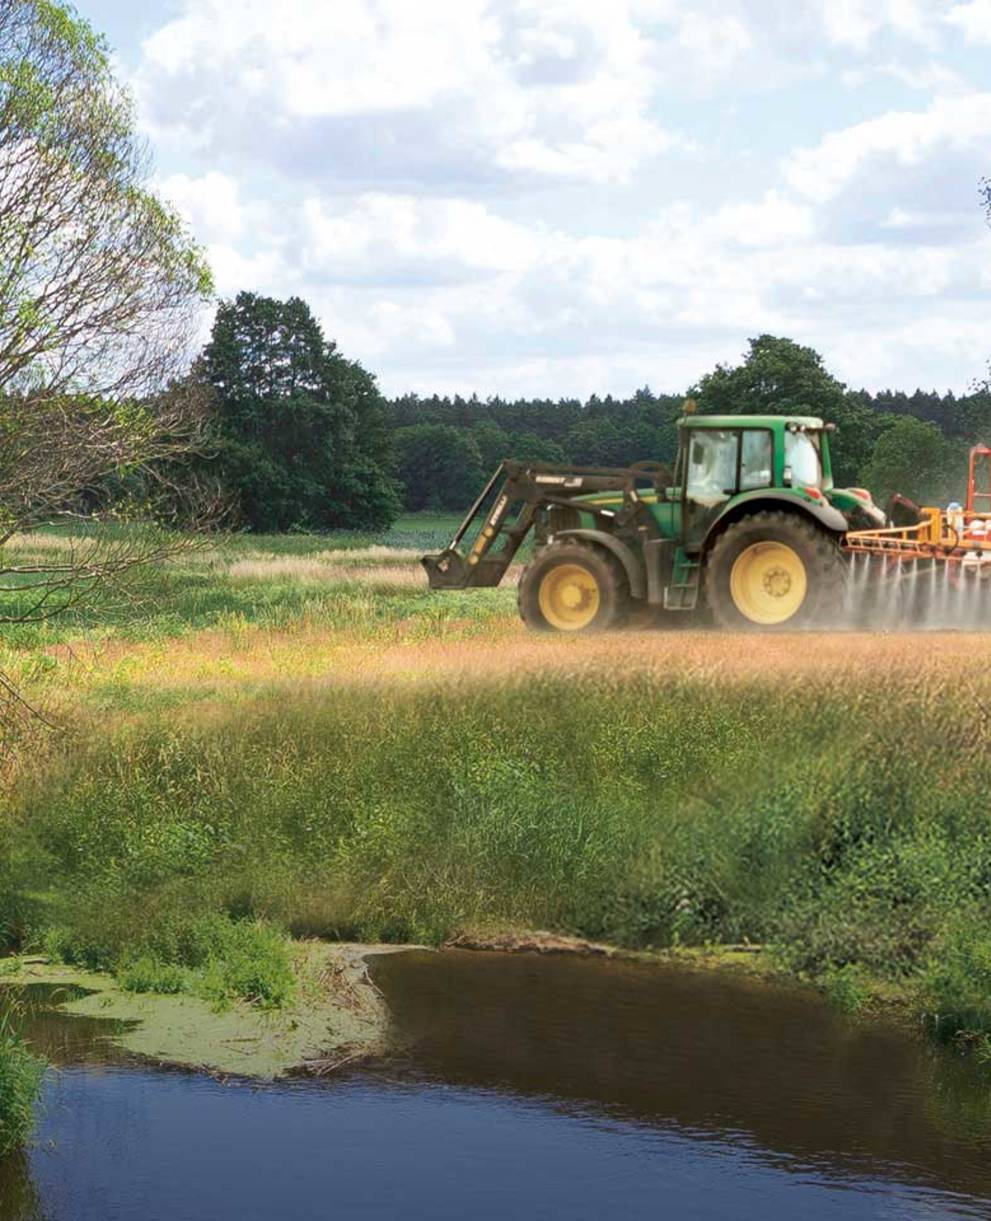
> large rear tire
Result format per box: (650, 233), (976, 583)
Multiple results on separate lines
(706, 511), (845, 630)
(518, 541), (629, 633)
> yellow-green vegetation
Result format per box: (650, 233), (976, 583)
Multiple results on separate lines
(1, 943), (390, 1079)
(3, 520), (991, 1075)
(0, 1009), (44, 1156)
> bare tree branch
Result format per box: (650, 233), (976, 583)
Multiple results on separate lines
(0, 2), (216, 734)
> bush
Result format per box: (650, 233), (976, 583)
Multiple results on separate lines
(117, 956), (189, 995)
(922, 916), (991, 1042)
(41, 907), (295, 1011)
(180, 915), (296, 1010)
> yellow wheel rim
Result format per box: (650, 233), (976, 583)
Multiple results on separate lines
(729, 541), (807, 626)
(538, 563), (600, 631)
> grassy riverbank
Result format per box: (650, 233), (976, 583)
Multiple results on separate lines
(2, 523), (991, 1080)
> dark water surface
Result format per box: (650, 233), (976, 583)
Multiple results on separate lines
(2, 951), (990, 1220)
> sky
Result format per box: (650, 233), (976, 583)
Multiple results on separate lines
(78, 0), (991, 400)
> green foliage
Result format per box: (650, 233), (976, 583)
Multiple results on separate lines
(392, 423), (485, 511)
(8, 668), (991, 1051)
(923, 916), (991, 1040)
(693, 334), (846, 418)
(860, 416), (966, 507)
(0, 1013), (44, 1157)
(188, 917), (296, 1010)
(821, 964), (870, 1014)
(377, 344), (985, 514)
(691, 334), (882, 484)
(201, 292), (401, 532)
(117, 956), (189, 995)
(63, 911), (296, 1011)
(0, 0), (211, 387)
(385, 387), (684, 509)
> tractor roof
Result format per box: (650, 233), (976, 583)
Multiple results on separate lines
(678, 414), (825, 430)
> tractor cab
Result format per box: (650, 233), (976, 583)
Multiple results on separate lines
(638, 414), (836, 553)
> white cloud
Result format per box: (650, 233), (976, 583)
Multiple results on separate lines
(676, 12), (752, 70)
(946, 0), (991, 41)
(785, 93), (991, 200)
(135, 0), (692, 186)
(129, 0), (991, 397)
(819, 0), (938, 50)
(841, 60), (971, 94)
(156, 170), (248, 243)
(299, 194), (544, 278)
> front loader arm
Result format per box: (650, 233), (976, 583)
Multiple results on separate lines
(421, 460), (661, 591)
(422, 463), (537, 589)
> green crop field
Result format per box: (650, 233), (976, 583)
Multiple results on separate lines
(3, 519), (991, 1067)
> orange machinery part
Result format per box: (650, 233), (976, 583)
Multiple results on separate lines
(967, 444), (991, 516)
(844, 444), (991, 563)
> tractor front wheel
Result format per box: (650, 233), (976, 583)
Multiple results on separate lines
(706, 511), (845, 630)
(518, 541), (629, 632)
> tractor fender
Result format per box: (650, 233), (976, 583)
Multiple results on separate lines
(703, 492), (847, 553)
(552, 529), (646, 600)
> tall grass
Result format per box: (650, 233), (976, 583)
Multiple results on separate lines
(5, 669), (991, 1045)
(0, 1011), (45, 1156)
(0, 516), (507, 649)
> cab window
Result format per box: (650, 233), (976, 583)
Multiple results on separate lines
(686, 430), (739, 507)
(784, 430), (822, 487)
(740, 430), (772, 490)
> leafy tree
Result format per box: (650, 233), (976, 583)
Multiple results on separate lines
(469, 420), (511, 471)
(202, 293), (400, 532)
(693, 335), (846, 417)
(0, 0), (212, 692)
(507, 431), (567, 465)
(566, 416), (638, 466)
(860, 417), (965, 507)
(392, 424), (484, 511)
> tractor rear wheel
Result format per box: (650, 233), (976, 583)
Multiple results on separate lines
(706, 511), (845, 630)
(518, 541), (629, 632)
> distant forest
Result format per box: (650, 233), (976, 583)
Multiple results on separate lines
(152, 294), (991, 532)
(385, 337), (991, 515)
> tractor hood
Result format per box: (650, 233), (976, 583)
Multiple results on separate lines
(827, 487), (886, 527)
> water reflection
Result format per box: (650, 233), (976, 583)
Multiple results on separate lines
(0, 953), (988, 1220)
(369, 951), (991, 1201)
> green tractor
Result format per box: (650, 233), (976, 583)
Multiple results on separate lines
(422, 412), (886, 631)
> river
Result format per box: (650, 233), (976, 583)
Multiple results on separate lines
(1, 950), (989, 1219)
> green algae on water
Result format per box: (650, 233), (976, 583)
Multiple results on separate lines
(1, 943), (398, 1079)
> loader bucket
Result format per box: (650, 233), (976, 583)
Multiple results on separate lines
(421, 548), (470, 590)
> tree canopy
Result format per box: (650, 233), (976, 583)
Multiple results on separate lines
(859, 416), (964, 509)
(392, 424), (484, 512)
(201, 292), (400, 532)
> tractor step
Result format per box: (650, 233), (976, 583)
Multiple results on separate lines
(663, 558), (701, 611)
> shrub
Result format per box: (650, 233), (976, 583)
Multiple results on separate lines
(922, 916), (991, 1042)
(117, 956), (189, 996)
